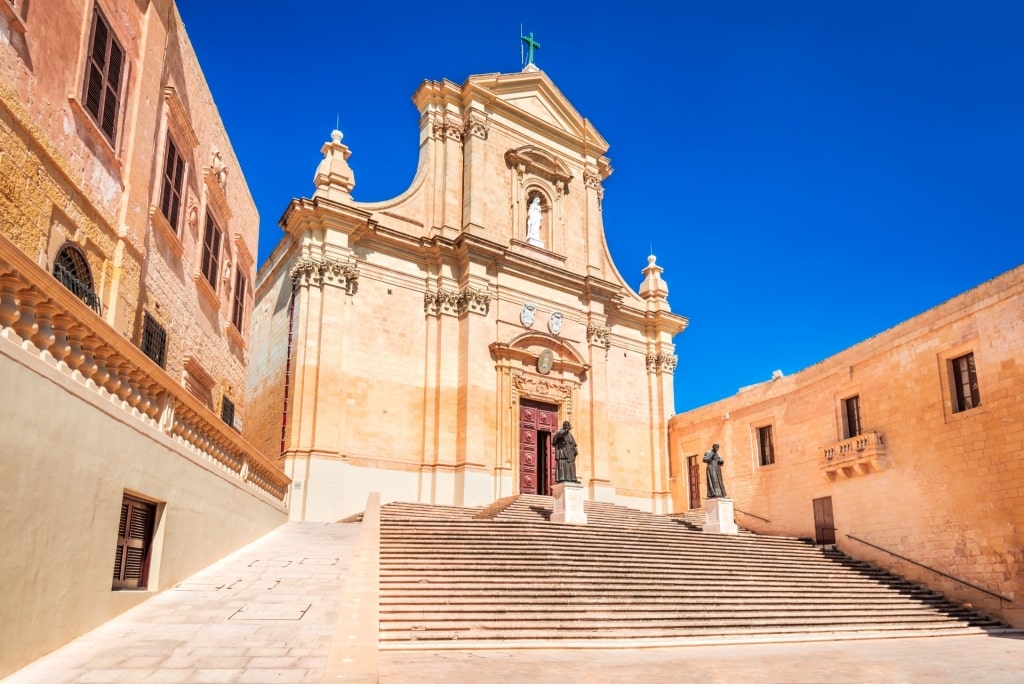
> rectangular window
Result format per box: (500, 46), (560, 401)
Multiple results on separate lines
(201, 211), (222, 289)
(843, 395), (862, 439)
(950, 352), (981, 413)
(231, 267), (246, 331)
(757, 425), (775, 466)
(140, 312), (167, 368)
(221, 396), (235, 428)
(113, 495), (155, 590)
(83, 7), (125, 143)
(159, 136), (185, 232)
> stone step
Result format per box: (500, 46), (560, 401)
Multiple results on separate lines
(377, 496), (1008, 644)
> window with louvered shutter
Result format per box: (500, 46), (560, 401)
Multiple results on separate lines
(159, 136), (185, 232)
(83, 7), (125, 144)
(231, 267), (246, 331)
(113, 495), (155, 590)
(201, 211), (222, 289)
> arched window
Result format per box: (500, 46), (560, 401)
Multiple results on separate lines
(53, 243), (102, 314)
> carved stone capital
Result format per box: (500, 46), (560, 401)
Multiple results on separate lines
(424, 285), (491, 317)
(462, 111), (489, 141)
(584, 171), (605, 211)
(290, 256), (359, 294)
(587, 324), (611, 349)
(646, 352), (678, 374)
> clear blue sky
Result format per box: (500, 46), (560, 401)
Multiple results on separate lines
(177, 1), (1023, 413)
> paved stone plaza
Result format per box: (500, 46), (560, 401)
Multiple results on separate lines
(5, 523), (1022, 683)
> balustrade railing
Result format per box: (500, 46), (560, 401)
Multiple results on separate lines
(0, 234), (290, 507)
(820, 430), (887, 478)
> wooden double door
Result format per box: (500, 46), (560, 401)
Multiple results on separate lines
(519, 399), (558, 495)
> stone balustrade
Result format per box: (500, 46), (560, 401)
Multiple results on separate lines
(0, 235), (290, 506)
(820, 430), (888, 480)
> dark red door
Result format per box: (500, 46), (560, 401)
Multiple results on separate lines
(687, 455), (700, 509)
(519, 400), (558, 495)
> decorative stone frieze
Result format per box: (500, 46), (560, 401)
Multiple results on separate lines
(646, 352), (678, 373)
(289, 256), (359, 294)
(424, 285), (491, 317)
(511, 372), (574, 419)
(430, 112), (465, 143)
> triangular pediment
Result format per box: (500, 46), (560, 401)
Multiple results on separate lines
(463, 71), (608, 152)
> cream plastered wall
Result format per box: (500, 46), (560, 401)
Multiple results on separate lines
(668, 265), (1024, 627)
(0, 337), (286, 679)
(249, 68), (686, 521)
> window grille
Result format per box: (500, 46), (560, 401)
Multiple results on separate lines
(221, 396), (235, 428)
(53, 244), (102, 314)
(140, 312), (167, 368)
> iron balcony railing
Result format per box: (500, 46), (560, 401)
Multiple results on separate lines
(53, 261), (102, 315)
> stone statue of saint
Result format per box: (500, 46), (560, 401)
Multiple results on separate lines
(703, 443), (726, 499)
(552, 421), (579, 484)
(526, 196), (542, 243)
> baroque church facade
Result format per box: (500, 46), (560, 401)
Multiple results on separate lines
(247, 67), (687, 521)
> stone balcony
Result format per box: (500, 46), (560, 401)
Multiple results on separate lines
(0, 234), (290, 506)
(821, 431), (888, 480)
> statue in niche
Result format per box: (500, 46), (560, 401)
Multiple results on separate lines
(704, 443), (727, 499)
(526, 196), (543, 246)
(552, 421), (579, 484)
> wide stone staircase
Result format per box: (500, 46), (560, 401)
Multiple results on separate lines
(378, 495), (1009, 646)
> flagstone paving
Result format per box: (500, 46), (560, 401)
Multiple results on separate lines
(4, 522), (361, 684)
(5, 520), (1024, 683)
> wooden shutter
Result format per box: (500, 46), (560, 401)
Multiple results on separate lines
(113, 496), (154, 590)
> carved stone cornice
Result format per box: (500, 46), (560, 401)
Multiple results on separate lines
(646, 352), (678, 374)
(424, 285), (491, 317)
(587, 324), (611, 349)
(289, 256), (359, 294)
(505, 145), (573, 188)
(462, 111), (489, 141)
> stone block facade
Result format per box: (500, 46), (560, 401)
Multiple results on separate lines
(247, 69), (688, 521)
(0, 0), (257, 424)
(669, 265), (1024, 627)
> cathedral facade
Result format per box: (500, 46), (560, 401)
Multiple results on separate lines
(247, 68), (687, 521)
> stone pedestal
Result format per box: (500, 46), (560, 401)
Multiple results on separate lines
(704, 497), (738, 534)
(551, 481), (588, 525)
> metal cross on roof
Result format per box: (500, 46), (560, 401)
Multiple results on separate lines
(521, 31), (541, 66)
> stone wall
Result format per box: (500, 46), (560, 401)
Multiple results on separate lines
(669, 265), (1024, 626)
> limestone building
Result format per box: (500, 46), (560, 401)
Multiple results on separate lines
(668, 265), (1024, 627)
(0, 1), (288, 676)
(247, 67), (688, 521)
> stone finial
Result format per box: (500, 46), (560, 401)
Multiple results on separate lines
(639, 254), (669, 303)
(313, 128), (356, 201)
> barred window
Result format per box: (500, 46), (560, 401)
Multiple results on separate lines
(140, 312), (167, 368)
(83, 7), (125, 143)
(221, 396), (235, 428)
(201, 211), (222, 289)
(159, 136), (185, 232)
(53, 243), (102, 314)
